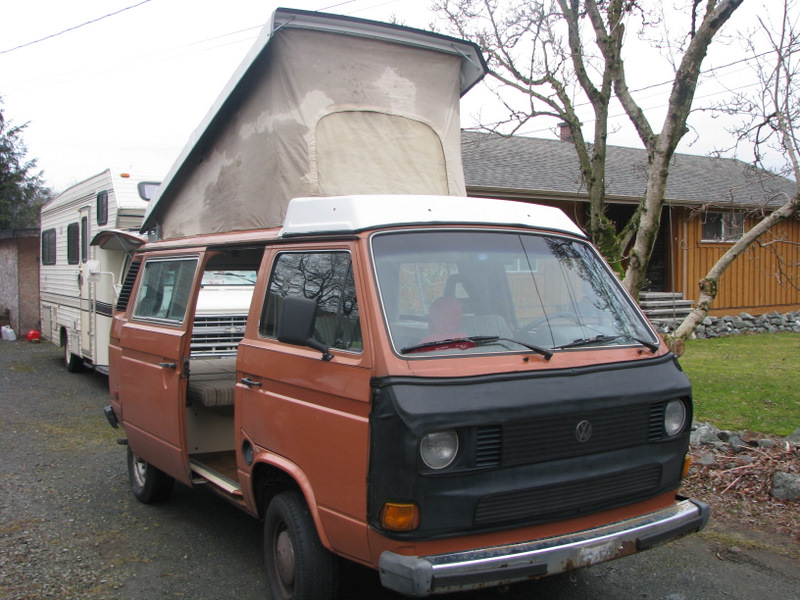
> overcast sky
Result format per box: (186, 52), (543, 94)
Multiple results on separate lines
(0, 0), (783, 194)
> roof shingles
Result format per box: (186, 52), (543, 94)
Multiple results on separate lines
(461, 131), (796, 209)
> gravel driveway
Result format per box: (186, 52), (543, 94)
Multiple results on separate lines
(1, 339), (798, 600)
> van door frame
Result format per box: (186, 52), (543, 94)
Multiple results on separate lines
(118, 251), (205, 486)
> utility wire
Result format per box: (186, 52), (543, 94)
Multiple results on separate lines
(0, 0), (154, 55)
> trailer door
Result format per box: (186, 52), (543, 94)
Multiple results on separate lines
(78, 207), (93, 361)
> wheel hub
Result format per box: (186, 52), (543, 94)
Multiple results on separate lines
(275, 529), (296, 589)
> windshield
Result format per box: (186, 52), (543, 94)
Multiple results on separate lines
(372, 230), (658, 356)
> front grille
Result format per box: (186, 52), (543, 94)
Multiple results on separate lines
(649, 402), (667, 440)
(191, 315), (247, 356)
(475, 425), (502, 468)
(474, 463), (662, 527)
(502, 405), (650, 466)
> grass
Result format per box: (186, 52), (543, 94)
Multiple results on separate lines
(679, 332), (800, 436)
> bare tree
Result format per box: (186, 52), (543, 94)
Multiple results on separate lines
(669, 0), (800, 346)
(435, 0), (743, 294)
(436, 0), (629, 272)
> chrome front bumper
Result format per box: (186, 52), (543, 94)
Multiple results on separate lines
(379, 497), (709, 597)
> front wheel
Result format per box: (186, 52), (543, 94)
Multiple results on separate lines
(264, 490), (338, 600)
(126, 446), (174, 504)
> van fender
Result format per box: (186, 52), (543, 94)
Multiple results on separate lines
(249, 449), (333, 550)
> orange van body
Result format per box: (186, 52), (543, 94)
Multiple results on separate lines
(106, 195), (708, 598)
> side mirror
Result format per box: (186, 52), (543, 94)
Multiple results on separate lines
(277, 296), (333, 361)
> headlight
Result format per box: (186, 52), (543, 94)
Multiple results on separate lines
(664, 399), (687, 436)
(420, 429), (459, 470)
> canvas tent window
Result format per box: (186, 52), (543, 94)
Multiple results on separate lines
(316, 111), (449, 196)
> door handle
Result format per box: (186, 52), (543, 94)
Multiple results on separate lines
(159, 362), (177, 369)
(241, 377), (262, 388)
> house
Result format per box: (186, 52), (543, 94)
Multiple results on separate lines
(461, 130), (800, 317)
(0, 228), (40, 335)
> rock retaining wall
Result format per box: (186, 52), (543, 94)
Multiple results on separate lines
(655, 310), (800, 338)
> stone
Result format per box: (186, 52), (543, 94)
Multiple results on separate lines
(786, 426), (800, 446)
(691, 423), (722, 445)
(771, 471), (800, 501)
(697, 452), (716, 466)
(717, 430), (733, 442)
(741, 430), (767, 445)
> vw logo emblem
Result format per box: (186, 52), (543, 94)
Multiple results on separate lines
(575, 420), (593, 443)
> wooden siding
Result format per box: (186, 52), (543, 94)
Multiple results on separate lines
(467, 190), (800, 316)
(671, 208), (800, 316)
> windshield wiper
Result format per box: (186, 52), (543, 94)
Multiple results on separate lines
(554, 334), (659, 353)
(401, 335), (553, 360)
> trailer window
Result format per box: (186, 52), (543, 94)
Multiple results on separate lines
(132, 258), (198, 324)
(67, 223), (79, 265)
(260, 251), (362, 352)
(81, 216), (89, 263)
(96, 191), (108, 226)
(41, 229), (56, 265)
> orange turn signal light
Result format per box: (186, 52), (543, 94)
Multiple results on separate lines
(682, 456), (692, 478)
(381, 502), (420, 532)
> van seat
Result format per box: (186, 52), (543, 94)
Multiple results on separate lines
(187, 357), (237, 408)
(462, 314), (514, 339)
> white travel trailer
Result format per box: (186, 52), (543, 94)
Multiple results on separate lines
(39, 170), (160, 373)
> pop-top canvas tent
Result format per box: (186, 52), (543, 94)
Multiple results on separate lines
(142, 7), (487, 240)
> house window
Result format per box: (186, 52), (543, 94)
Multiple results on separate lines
(41, 228), (56, 265)
(67, 223), (79, 265)
(702, 212), (744, 242)
(97, 191), (108, 226)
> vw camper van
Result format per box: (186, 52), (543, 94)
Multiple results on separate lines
(105, 194), (708, 599)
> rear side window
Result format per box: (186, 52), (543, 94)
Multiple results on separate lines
(132, 258), (198, 324)
(260, 251), (362, 352)
(41, 228), (56, 265)
(116, 259), (141, 312)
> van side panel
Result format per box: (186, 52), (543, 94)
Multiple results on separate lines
(237, 340), (373, 561)
(119, 322), (192, 485)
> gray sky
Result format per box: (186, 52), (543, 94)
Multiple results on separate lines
(0, 0), (784, 194)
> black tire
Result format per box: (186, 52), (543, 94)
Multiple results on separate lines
(126, 446), (174, 504)
(63, 332), (82, 373)
(264, 490), (339, 600)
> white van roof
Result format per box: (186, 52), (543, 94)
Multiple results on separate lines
(279, 195), (586, 238)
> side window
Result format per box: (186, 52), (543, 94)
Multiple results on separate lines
(97, 191), (108, 226)
(41, 228), (56, 265)
(80, 216), (89, 263)
(67, 223), (79, 265)
(132, 258), (198, 324)
(260, 251), (362, 352)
